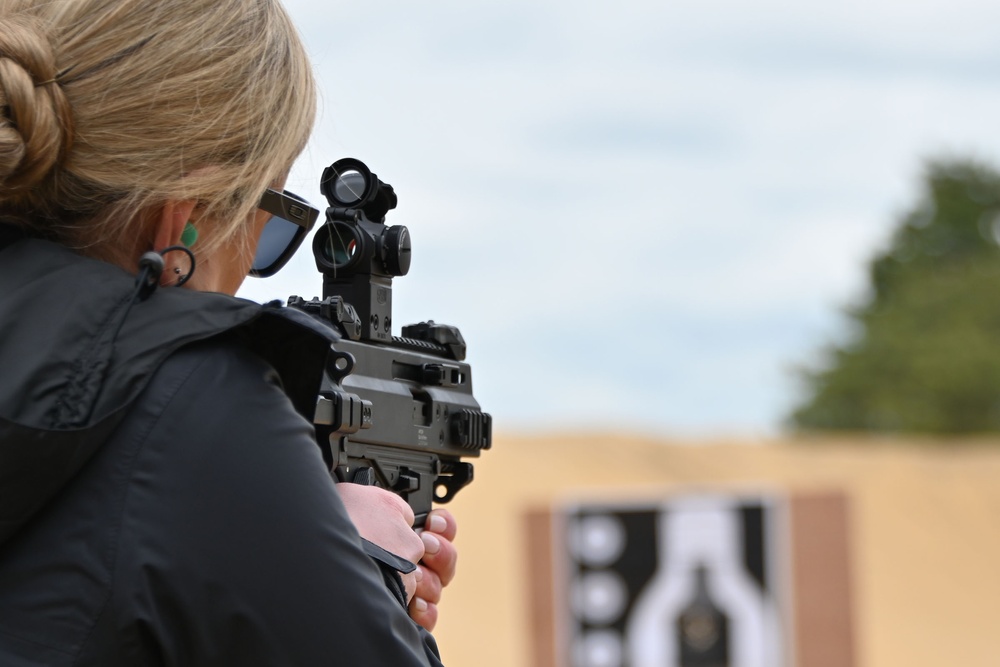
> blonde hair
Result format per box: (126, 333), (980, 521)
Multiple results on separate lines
(0, 0), (316, 258)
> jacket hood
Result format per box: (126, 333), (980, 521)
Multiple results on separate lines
(0, 236), (337, 546)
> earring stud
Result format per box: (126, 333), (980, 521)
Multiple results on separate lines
(181, 222), (198, 247)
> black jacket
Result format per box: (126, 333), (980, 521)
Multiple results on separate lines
(0, 231), (442, 666)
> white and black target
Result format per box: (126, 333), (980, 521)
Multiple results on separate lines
(561, 495), (788, 667)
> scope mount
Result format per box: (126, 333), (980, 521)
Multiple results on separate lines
(310, 157), (409, 343)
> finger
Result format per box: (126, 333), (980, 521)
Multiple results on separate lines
(377, 487), (415, 527)
(423, 509), (457, 541)
(409, 597), (439, 632)
(401, 570), (418, 605)
(337, 483), (417, 552)
(398, 528), (426, 566)
(415, 564), (442, 605)
(419, 531), (457, 587)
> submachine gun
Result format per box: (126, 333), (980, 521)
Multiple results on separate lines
(288, 158), (492, 527)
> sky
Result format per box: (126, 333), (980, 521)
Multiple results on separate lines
(237, 0), (1000, 437)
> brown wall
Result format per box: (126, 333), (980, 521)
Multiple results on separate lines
(429, 434), (1000, 667)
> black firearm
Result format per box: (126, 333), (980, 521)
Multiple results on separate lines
(288, 158), (492, 528)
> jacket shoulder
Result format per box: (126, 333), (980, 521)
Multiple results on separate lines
(90, 337), (439, 666)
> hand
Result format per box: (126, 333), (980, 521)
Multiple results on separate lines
(336, 483), (426, 603)
(410, 509), (458, 631)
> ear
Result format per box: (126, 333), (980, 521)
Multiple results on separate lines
(152, 200), (198, 251)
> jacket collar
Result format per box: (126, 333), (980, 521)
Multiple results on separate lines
(0, 236), (337, 545)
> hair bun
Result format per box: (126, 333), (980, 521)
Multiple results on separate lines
(0, 16), (74, 192)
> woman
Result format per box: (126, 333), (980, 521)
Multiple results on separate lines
(0, 0), (456, 664)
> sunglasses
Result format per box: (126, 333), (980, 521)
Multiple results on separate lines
(249, 188), (320, 278)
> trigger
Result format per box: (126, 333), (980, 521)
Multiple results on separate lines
(352, 467), (376, 486)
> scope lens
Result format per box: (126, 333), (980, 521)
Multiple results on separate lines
(319, 223), (359, 267)
(333, 170), (367, 206)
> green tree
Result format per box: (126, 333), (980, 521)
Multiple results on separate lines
(790, 160), (1000, 433)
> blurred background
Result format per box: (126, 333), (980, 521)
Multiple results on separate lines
(238, 0), (1000, 664)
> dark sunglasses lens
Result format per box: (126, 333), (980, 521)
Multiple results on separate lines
(252, 215), (300, 274)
